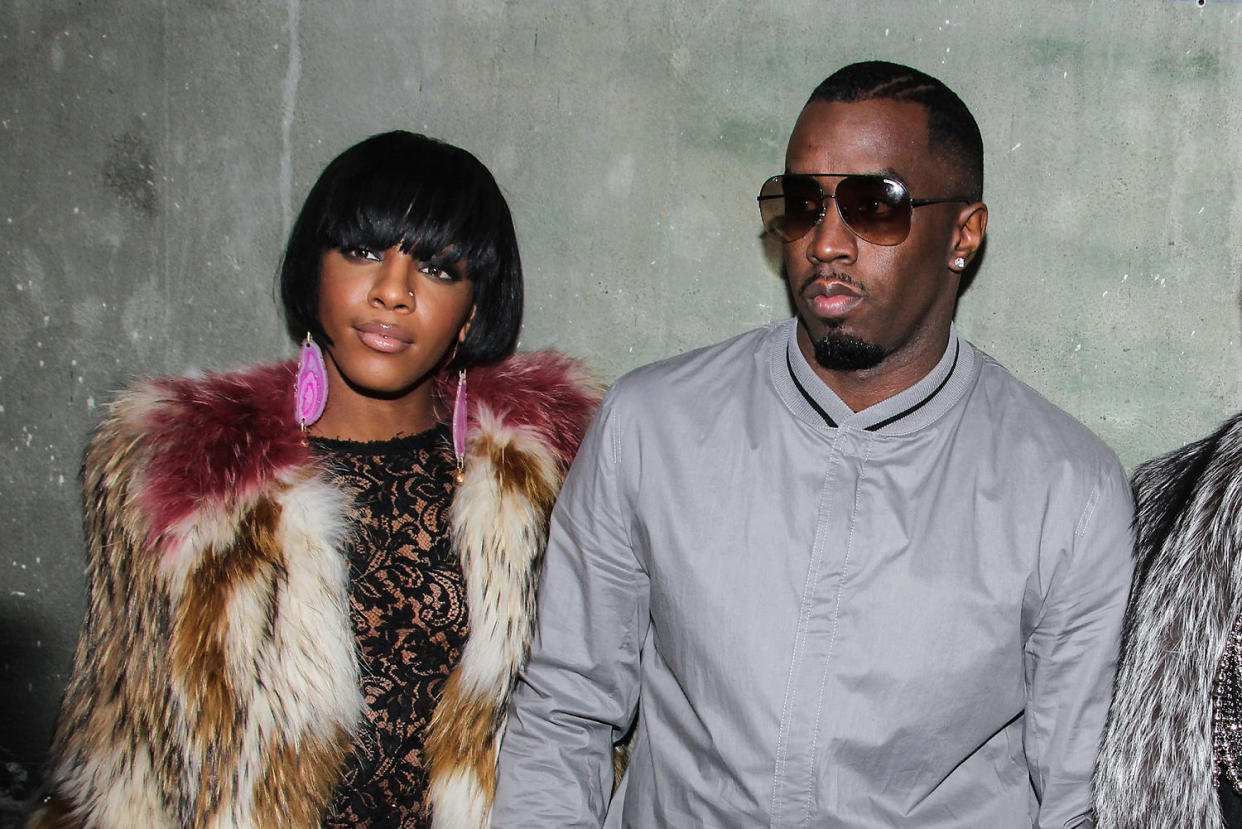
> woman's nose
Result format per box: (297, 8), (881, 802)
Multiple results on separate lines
(369, 249), (415, 310)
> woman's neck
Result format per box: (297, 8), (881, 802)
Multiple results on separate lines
(309, 377), (443, 442)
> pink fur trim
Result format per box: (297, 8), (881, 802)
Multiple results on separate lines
(137, 363), (308, 543)
(437, 350), (602, 471)
(134, 352), (600, 549)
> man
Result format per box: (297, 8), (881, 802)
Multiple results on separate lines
(492, 61), (1133, 828)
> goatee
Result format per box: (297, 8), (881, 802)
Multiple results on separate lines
(813, 329), (886, 371)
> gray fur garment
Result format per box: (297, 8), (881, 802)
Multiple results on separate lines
(1094, 413), (1242, 828)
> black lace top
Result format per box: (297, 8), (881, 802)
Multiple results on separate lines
(313, 424), (469, 828)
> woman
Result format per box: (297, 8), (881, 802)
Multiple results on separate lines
(29, 131), (599, 828)
(1094, 414), (1242, 828)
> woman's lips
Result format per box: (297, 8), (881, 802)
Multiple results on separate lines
(354, 322), (412, 353)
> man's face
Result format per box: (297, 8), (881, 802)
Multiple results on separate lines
(783, 98), (971, 382)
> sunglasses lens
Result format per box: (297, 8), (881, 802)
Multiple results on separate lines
(759, 175), (914, 245)
(759, 175), (822, 242)
(834, 176), (912, 246)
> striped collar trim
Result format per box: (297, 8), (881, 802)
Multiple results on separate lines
(776, 319), (977, 436)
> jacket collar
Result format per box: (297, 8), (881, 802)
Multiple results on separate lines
(131, 352), (600, 546)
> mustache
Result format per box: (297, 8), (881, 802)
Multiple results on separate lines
(780, 261), (863, 297)
(800, 272), (863, 298)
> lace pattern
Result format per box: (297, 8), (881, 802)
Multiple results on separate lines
(314, 424), (468, 828)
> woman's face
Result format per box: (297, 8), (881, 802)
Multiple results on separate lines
(316, 244), (475, 403)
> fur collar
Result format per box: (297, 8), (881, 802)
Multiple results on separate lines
(131, 352), (599, 552)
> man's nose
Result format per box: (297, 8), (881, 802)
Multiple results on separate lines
(806, 198), (857, 264)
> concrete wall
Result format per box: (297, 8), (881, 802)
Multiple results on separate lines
(3, 0), (1240, 817)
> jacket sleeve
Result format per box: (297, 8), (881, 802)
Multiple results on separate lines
(1024, 456), (1135, 829)
(491, 390), (648, 827)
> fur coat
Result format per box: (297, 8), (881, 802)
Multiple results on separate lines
(29, 351), (601, 829)
(1094, 412), (1242, 828)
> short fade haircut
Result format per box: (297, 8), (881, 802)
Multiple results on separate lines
(280, 130), (522, 370)
(808, 61), (984, 202)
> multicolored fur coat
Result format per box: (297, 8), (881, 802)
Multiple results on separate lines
(1093, 412), (1242, 828)
(29, 351), (600, 829)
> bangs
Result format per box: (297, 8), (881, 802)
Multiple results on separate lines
(315, 156), (502, 280)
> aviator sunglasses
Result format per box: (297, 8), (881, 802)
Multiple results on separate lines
(757, 173), (972, 246)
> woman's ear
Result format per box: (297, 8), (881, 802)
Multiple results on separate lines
(458, 305), (477, 343)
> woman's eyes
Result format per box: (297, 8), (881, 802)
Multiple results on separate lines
(339, 247), (461, 281)
(419, 261), (463, 282)
(342, 246), (381, 263)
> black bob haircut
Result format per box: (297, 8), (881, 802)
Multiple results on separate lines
(808, 61), (984, 203)
(280, 130), (522, 370)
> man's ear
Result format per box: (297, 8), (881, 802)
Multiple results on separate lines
(948, 202), (988, 271)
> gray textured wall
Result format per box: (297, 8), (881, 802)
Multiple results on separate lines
(3, 0), (1240, 817)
